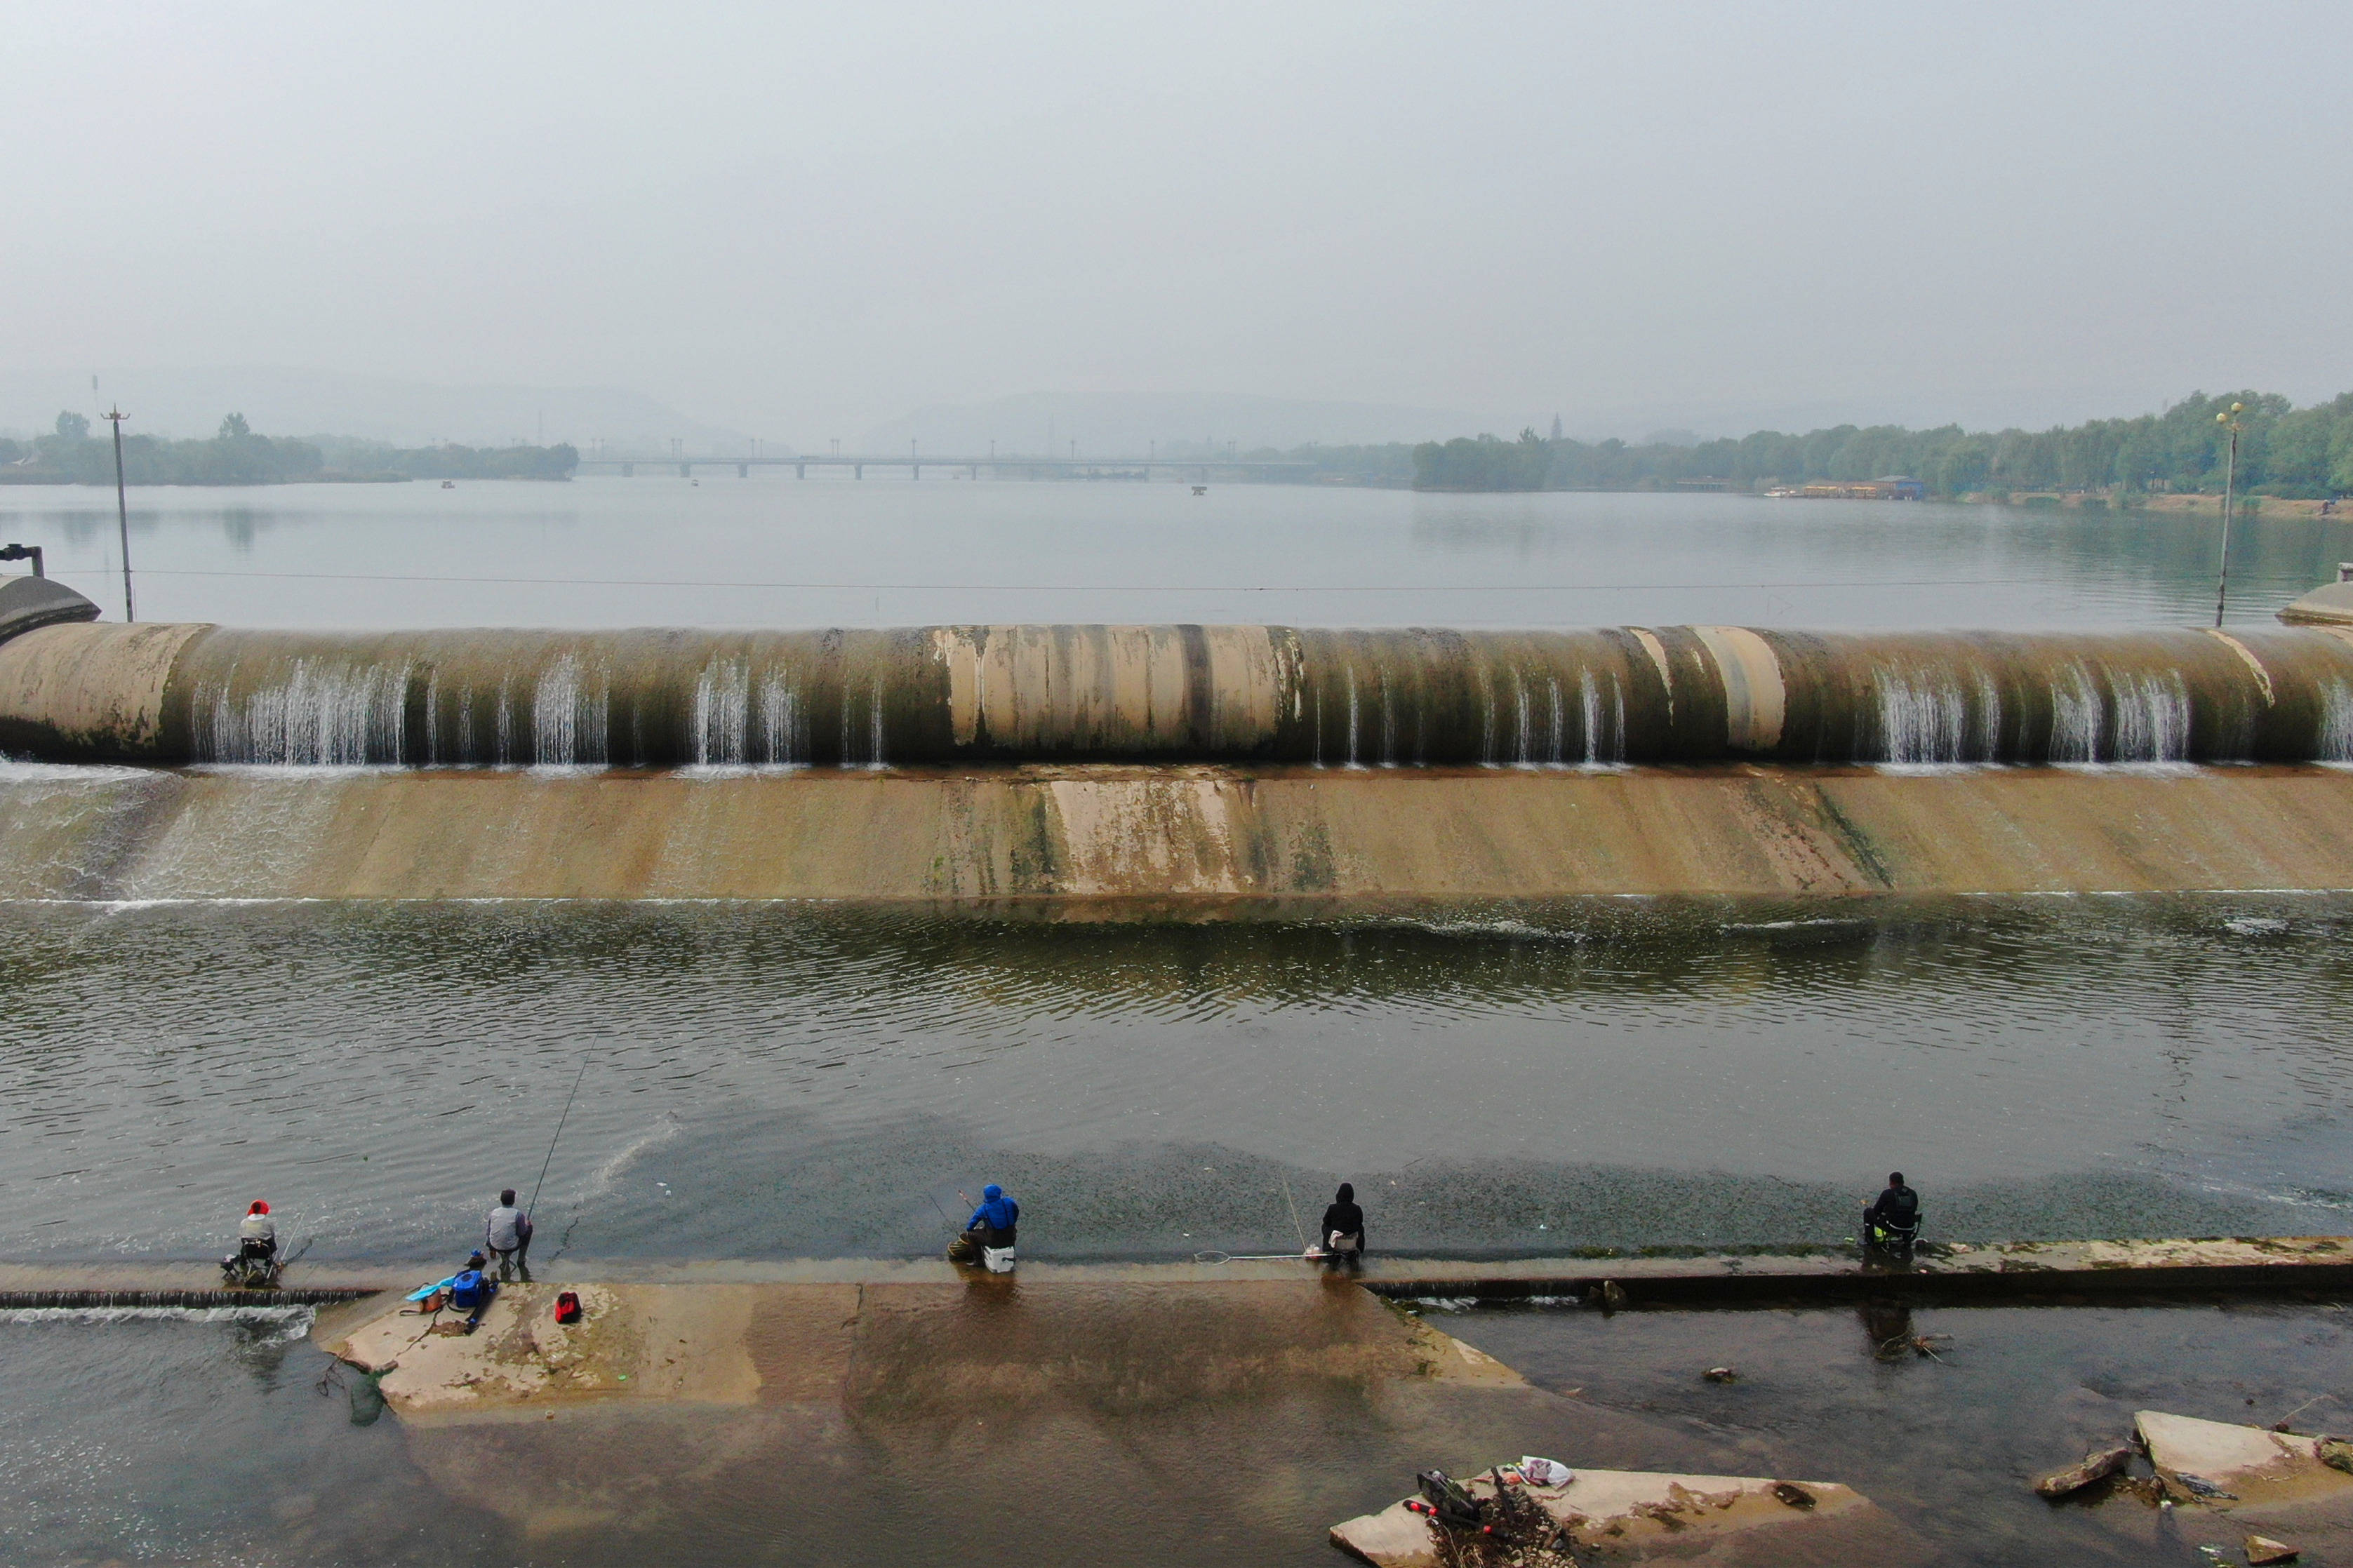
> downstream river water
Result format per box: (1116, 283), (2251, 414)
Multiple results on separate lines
(0, 479), (2347, 1565)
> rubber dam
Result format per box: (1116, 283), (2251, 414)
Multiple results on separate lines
(4, 575), (2353, 902)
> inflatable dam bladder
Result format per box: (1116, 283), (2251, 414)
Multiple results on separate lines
(4, 615), (2353, 768)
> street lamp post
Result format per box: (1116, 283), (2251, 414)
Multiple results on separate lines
(104, 406), (133, 622)
(2213, 401), (2245, 627)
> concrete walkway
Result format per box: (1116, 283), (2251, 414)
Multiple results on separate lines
(4, 1235), (2347, 1311)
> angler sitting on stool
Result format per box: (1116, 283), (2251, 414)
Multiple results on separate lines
(236, 1200), (278, 1266)
(485, 1188), (532, 1282)
(947, 1184), (1018, 1271)
(1319, 1182), (1366, 1268)
(221, 1200), (281, 1285)
(1863, 1171), (1921, 1258)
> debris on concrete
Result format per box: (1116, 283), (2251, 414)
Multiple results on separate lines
(1331, 1466), (1915, 1567)
(2245, 1534), (2298, 1564)
(1702, 1365), (1738, 1383)
(2320, 1438), (2353, 1476)
(2034, 1445), (2133, 1499)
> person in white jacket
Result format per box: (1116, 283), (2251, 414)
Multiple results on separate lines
(484, 1188), (532, 1282)
(234, 1200), (277, 1264)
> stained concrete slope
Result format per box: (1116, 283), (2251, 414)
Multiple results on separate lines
(6, 762), (2353, 901)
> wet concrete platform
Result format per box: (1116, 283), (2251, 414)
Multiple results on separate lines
(309, 1274), (1938, 1564)
(8, 1235), (2348, 1313)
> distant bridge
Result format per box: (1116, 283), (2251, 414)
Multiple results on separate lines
(571, 453), (1319, 481)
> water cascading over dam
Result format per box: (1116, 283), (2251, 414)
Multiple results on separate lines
(6, 619), (2353, 768)
(5, 582), (2353, 904)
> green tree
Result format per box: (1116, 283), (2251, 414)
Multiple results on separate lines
(1935, 438), (1991, 496)
(54, 410), (90, 442)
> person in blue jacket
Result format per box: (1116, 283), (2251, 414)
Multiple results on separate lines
(947, 1184), (1018, 1266)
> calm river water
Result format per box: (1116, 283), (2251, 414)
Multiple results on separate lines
(0, 475), (2345, 628)
(0, 480), (2347, 1565)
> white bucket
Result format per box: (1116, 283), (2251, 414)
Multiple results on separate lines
(983, 1244), (1016, 1274)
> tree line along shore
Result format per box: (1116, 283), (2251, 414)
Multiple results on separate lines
(1404, 389), (2353, 498)
(0, 413), (577, 485)
(8, 389), (2349, 500)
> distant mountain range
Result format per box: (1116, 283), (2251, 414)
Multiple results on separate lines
(0, 367), (754, 454)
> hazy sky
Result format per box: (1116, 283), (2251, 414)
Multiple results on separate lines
(6, 2), (2350, 443)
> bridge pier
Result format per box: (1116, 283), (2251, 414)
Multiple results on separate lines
(796, 462), (805, 479)
(679, 462), (693, 478)
(738, 463), (749, 478)
(855, 464), (862, 480)
(912, 464), (921, 481)
(621, 462), (634, 478)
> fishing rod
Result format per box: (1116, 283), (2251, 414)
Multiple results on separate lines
(1279, 1175), (1309, 1254)
(526, 1057), (592, 1226)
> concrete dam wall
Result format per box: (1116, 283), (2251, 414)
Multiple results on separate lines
(4, 619), (2353, 768)
(4, 597), (2353, 903)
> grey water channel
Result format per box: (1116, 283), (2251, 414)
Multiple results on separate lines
(2, 481), (2350, 1564)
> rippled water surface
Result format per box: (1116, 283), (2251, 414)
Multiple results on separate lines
(1, 894), (2347, 1266)
(0, 478), (2347, 629)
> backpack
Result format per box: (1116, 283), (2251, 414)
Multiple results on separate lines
(448, 1269), (491, 1311)
(554, 1290), (582, 1325)
(1415, 1470), (1487, 1530)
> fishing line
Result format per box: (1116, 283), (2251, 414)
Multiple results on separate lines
(1279, 1175), (1309, 1254)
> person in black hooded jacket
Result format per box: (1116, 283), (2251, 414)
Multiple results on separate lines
(1319, 1183), (1366, 1264)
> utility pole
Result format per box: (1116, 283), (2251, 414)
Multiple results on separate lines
(105, 406), (133, 622)
(2213, 401), (2245, 627)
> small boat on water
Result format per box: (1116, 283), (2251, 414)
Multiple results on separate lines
(1192, 485), (1208, 496)
(441, 479), (456, 489)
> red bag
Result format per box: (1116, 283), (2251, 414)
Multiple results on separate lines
(554, 1290), (582, 1325)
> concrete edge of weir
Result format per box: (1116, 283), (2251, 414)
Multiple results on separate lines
(4, 1235), (2348, 1313)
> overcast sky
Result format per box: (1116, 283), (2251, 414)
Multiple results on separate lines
(6, 1), (2349, 444)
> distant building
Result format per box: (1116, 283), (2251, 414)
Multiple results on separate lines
(1795, 476), (1925, 501)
